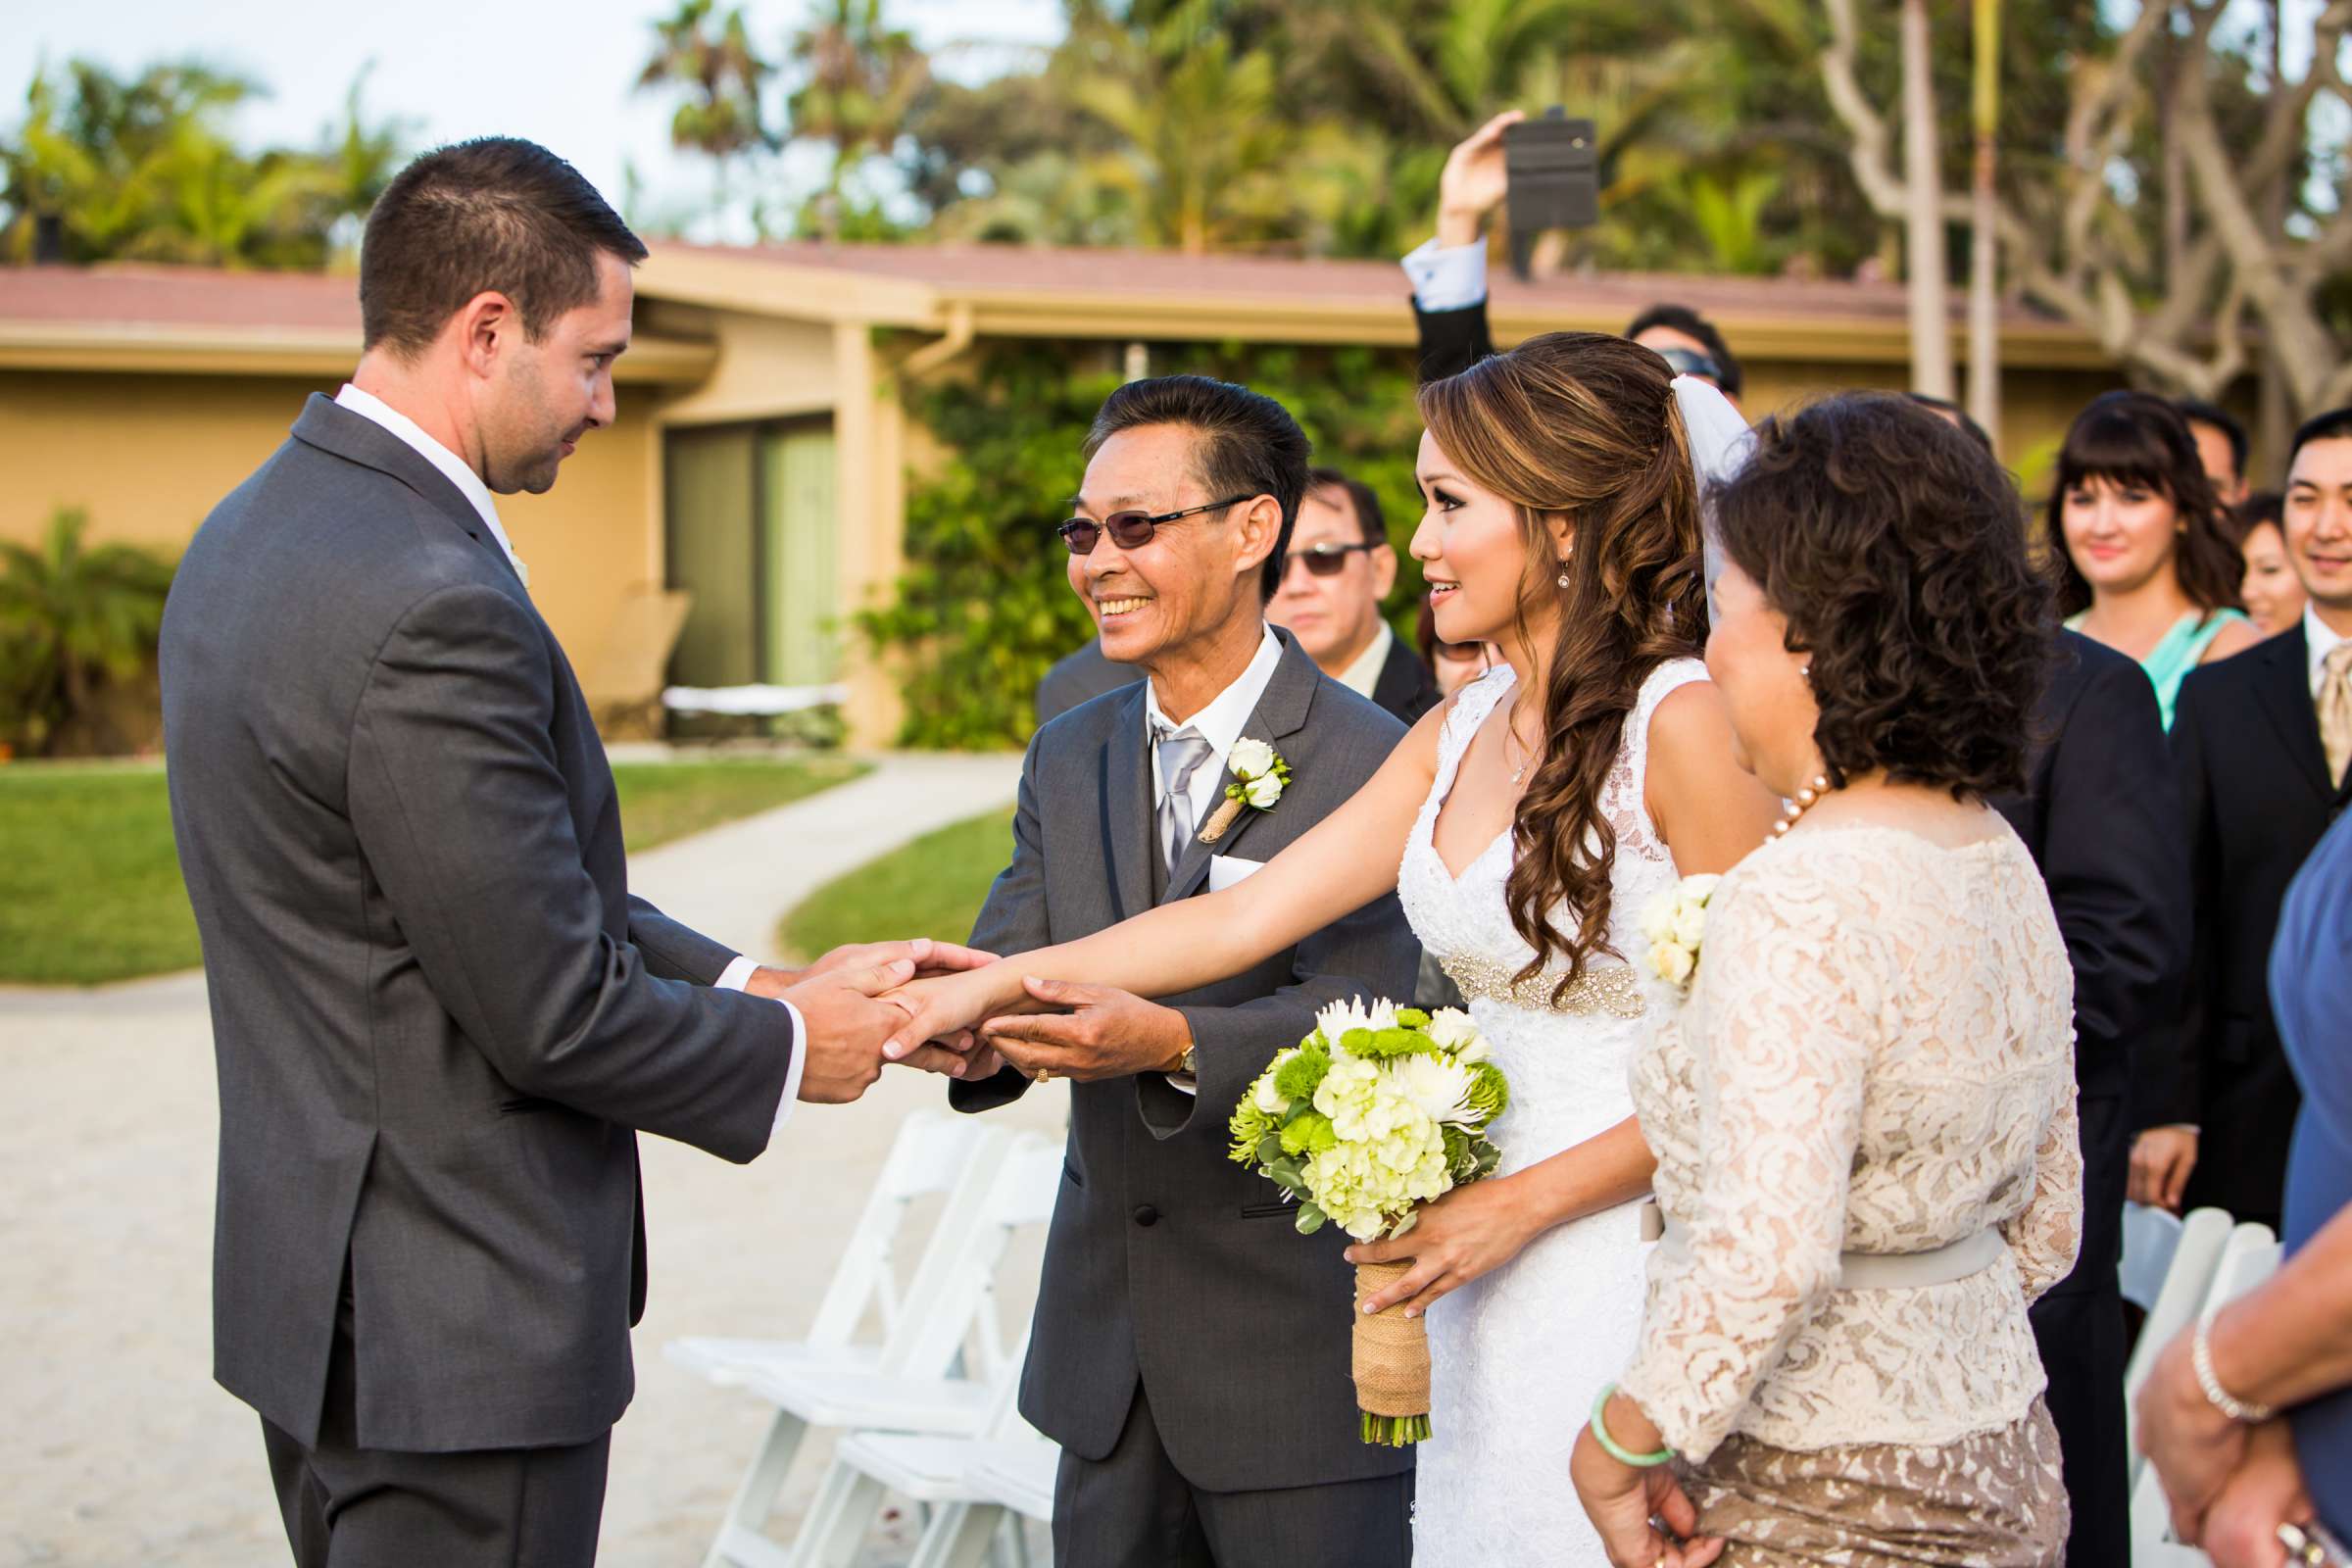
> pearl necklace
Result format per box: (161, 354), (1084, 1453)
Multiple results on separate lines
(1770, 774), (1833, 842)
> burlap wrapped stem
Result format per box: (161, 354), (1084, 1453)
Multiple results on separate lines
(1352, 1259), (1433, 1446)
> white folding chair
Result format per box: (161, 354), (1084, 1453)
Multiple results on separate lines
(795, 1337), (1055, 1568)
(684, 1116), (1018, 1568)
(2128, 1221), (2281, 1566)
(2124, 1205), (2234, 1490)
(668, 1111), (1007, 1390)
(2121, 1201), (2185, 1312)
(777, 1139), (1068, 1568)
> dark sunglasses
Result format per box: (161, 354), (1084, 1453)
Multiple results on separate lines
(1654, 346), (1726, 386)
(1057, 495), (1252, 555)
(1281, 541), (1380, 579)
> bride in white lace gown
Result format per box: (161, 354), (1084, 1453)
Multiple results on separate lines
(893, 333), (1780, 1562)
(1393, 656), (1709, 1564)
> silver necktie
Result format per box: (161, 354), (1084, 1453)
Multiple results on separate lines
(1155, 728), (1215, 876)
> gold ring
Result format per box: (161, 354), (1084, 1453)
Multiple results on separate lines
(1033, 1067), (1052, 1085)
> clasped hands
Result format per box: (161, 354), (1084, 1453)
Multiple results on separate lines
(2137, 1328), (2315, 1566)
(753, 945), (1192, 1103)
(878, 964), (1195, 1088)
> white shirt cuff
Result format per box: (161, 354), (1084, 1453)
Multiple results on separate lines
(714, 956), (807, 1134)
(1164, 1073), (1198, 1097)
(1401, 237), (1490, 313)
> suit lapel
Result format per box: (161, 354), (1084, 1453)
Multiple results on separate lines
(288, 394), (523, 588)
(1161, 633), (1320, 905)
(1102, 685), (1155, 921)
(2249, 625), (2332, 801)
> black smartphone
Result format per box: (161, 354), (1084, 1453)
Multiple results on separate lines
(1503, 107), (1599, 278)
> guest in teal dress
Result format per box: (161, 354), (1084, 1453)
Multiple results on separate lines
(2049, 391), (2261, 727)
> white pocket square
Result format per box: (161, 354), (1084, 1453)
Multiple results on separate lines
(1207, 855), (1267, 893)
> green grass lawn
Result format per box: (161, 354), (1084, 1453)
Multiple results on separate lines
(0, 756), (867, 987)
(780, 807), (1014, 962)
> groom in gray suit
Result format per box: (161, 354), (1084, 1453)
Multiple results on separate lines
(947, 375), (1421, 1566)
(161, 139), (975, 1567)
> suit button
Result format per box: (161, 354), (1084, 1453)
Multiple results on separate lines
(1132, 1204), (1160, 1228)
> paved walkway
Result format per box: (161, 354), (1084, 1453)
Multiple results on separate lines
(0, 752), (1068, 1568)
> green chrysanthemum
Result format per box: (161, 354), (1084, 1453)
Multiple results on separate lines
(1279, 1109), (1339, 1156)
(1465, 1061), (1510, 1123)
(1274, 1040), (1332, 1102)
(1229, 1099), (1279, 1166)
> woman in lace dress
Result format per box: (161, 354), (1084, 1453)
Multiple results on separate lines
(1570, 394), (2082, 1568)
(893, 332), (1780, 1563)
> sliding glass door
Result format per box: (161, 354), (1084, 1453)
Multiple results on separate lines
(662, 417), (839, 692)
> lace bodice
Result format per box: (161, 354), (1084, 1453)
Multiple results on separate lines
(1620, 824), (2082, 1459)
(1398, 660), (1704, 1025)
(1396, 658), (1708, 1567)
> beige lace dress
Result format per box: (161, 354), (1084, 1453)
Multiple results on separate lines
(1620, 822), (2082, 1566)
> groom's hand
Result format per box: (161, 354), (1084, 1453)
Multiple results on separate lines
(979, 977), (1191, 1084)
(755, 938), (997, 993)
(776, 957), (917, 1103)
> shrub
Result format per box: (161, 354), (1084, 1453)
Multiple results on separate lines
(0, 507), (177, 757)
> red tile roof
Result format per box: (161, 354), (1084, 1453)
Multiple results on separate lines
(685, 239), (2058, 328)
(0, 263), (361, 330)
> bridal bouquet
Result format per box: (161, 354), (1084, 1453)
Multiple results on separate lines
(1227, 999), (1511, 1446)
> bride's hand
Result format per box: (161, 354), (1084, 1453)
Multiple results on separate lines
(1343, 1174), (1539, 1316)
(1570, 1424), (1723, 1568)
(881, 965), (1019, 1065)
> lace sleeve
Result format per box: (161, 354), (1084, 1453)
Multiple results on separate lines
(2002, 1064), (2082, 1304)
(1618, 858), (1884, 1461)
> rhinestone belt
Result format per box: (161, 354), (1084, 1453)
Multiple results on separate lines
(1438, 954), (1647, 1018)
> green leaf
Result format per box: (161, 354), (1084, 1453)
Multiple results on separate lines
(1387, 1208), (1419, 1242)
(1295, 1203), (1327, 1235)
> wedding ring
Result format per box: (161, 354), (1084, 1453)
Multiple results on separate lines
(1033, 1067), (1052, 1085)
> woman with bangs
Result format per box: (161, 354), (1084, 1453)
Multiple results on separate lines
(2051, 390), (2260, 727)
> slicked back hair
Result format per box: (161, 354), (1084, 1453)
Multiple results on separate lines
(1083, 374), (1310, 602)
(360, 137), (648, 360)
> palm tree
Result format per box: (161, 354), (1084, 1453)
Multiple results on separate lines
(0, 509), (175, 756)
(782, 0), (930, 235)
(636, 0), (774, 224)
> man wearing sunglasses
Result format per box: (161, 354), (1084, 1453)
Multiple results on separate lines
(1038, 466), (1442, 727)
(1270, 468), (1444, 725)
(948, 374), (1421, 1567)
(1401, 110), (1746, 400)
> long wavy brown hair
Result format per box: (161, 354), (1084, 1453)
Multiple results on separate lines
(1418, 332), (1709, 997)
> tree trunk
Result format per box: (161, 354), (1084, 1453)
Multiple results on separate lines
(1902, 0), (1953, 399)
(1966, 0), (2002, 449)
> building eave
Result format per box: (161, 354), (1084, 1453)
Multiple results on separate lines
(0, 319), (719, 381)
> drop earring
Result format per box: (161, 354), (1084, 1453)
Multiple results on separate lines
(1556, 547), (1574, 589)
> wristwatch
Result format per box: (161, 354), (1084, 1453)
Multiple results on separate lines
(1167, 1043), (1198, 1078)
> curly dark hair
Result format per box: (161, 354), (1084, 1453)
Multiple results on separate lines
(2044, 390), (2243, 619)
(1713, 393), (2054, 800)
(1418, 331), (1708, 998)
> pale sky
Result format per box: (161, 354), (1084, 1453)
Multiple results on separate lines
(1, 0), (1067, 239)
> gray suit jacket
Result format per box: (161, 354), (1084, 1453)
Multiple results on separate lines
(161, 395), (795, 1452)
(952, 630), (1419, 1493)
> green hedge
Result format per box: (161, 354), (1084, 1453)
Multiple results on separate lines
(862, 339), (1431, 750)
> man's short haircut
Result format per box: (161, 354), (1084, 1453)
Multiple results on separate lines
(1623, 303), (1742, 399)
(1083, 375), (1310, 602)
(360, 137), (648, 360)
(2288, 406), (2352, 474)
(2177, 398), (2250, 483)
(1306, 466), (1387, 548)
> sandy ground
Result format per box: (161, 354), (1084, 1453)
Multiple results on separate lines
(0, 753), (1066, 1568)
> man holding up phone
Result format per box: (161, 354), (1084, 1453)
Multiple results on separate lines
(1403, 110), (1745, 400)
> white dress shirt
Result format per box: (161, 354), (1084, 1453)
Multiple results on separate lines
(1400, 237), (1491, 314)
(335, 383), (805, 1130)
(1144, 625), (1286, 827)
(334, 383), (527, 586)
(1141, 625), (1285, 1093)
(2306, 603), (2349, 698)
(1334, 621), (1396, 703)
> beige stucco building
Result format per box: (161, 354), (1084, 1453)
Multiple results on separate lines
(0, 243), (2121, 746)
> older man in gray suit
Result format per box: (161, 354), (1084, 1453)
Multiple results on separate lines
(943, 375), (1421, 1566)
(161, 138), (975, 1567)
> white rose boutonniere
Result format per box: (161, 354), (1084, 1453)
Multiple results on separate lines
(1200, 739), (1293, 845)
(1641, 873), (1721, 994)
